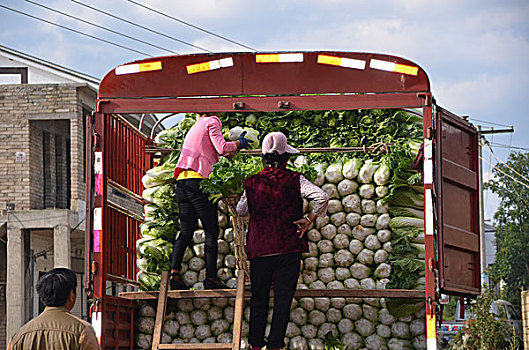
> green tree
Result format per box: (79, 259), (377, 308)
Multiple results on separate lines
(449, 287), (510, 350)
(485, 151), (529, 311)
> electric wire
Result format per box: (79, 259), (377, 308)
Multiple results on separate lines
(126, 0), (257, 52)
(25, 0), (178, 54)
(488, 143), (529, 151)
(469, 118), (511, 128)
(70, 0), (212, 53)
(0, 4), (151, 56)
(481, 140), (529, 184)
(479, 155), (529, 190)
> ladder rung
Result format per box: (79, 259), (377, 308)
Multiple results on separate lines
(158, 344), (232, 349)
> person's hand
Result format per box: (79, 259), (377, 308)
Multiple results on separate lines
(294, 216), (312, 238)
(237, 131), (251, 149)
(222, 149), (239, 158)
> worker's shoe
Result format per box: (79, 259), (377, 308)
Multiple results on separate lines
(169, 273), (188, 290)
(203, 277), (228, 289)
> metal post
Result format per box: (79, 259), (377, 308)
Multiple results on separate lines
(477, 126), (487, 287)
(423, 103), (438, 350)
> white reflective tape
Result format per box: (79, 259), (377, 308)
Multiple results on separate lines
(423, 139), (433, 184)
(317, 54), (366, 70)
(208, 60), (221, 70)
(370, 59), (396, 72)
(186, 57), (234, 74)
(115, 61), (162, 75)
(256, 53), (304, 63)
(94, 151), (103, 175)
(115, 64), (139, 75)
(424, 139), (433, 159)
(278, 53), (304, 62)
(219, 57), (234, 67)
(425, 189), (434, 235)
(424, 159), (433, 184)
(427, 338), (437, 350)
(339, 57), (366, 70)
(92, 311), (102, 337)
(93, 207), (102, 231)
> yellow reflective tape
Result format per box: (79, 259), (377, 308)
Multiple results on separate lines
(317, 54), (342, 66)
(115, 61), (162, 75)
(426, 314), (437, 339)
(138, 61), (162, 72)
(187, 62), (212, 74)
(256, 54), (280, 63)
(186, 57), (234, 74)
(318, 55), (366, 70)
(256, 53), (303, 63)
(394, 63), (419, 76)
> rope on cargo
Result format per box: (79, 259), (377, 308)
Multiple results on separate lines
(146, 143), (393, 155)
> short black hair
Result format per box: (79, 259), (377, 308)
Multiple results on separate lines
(262, 151), (291, 167)
(36, 268), (77, 307)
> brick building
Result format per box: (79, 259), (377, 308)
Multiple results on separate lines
(0, 45), (167, 348)
(0, 45), (101, 348)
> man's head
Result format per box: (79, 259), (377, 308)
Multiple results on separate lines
(36, 268), (77, 310)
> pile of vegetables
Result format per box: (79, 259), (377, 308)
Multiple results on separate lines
(135, 110), (428, 349)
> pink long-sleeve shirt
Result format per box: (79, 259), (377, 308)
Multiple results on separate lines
(175, 115), (238, 178)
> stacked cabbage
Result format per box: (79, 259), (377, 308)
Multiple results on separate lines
(135, 110), (428, 349)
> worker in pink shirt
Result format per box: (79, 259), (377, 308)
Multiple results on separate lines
(170, 114), (251, 290)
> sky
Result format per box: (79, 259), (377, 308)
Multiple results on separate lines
(1, 0), (528, 221)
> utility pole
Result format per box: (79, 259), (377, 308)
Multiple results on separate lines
(476, 125), (514, 287)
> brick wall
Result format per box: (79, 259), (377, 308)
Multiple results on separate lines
(0, 84), (95, 211)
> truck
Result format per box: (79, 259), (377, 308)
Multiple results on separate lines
(438, 298), (523, 346)
(85, 51), (482, 349)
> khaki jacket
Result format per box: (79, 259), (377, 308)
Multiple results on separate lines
(7, 306), (100, 350)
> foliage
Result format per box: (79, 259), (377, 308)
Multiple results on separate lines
(449, 287), (510, 350)
(219, 109), (422, 163)
(486, 151), (529, 311)
(199, 154), (263, 202)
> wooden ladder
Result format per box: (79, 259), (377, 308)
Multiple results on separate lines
(151, 270), (246, 350)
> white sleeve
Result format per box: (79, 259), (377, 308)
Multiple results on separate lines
(236, 190), (249, 217)
(300, 175), (329, 216)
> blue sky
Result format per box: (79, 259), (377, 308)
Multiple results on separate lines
(1, 0), (528, 220)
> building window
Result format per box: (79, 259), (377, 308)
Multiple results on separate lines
(0, 67), (28, 84)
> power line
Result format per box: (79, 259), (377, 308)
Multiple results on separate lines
(469, 117), (511, 128)
(70, 0), (212, 53)
(25, 0), (178, 55)
(126, 0), (257, 52)
(480, 155), (529, 190)
(488, 142), (529, 151)
(481, 140), (529, 184)
(0, 4), (151, 56)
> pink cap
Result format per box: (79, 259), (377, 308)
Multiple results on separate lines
(261, 132), (299, 155)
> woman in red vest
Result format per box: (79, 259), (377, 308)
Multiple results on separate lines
(236, 132), (329, 350)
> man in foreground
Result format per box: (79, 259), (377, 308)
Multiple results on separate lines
(8, 267), (100, 349)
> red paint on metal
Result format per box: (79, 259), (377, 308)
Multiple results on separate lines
(99, 52), (429, 99)
(98, 93), (427, 115)
(436, 108), (481, 295)
(422, 105), (437, 345)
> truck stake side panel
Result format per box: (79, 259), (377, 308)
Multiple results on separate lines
(436, 108), (481, 295)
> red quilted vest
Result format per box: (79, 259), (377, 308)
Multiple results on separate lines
(243, 166), (307, 259)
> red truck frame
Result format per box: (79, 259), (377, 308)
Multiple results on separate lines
(85, 51), (481, 350)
